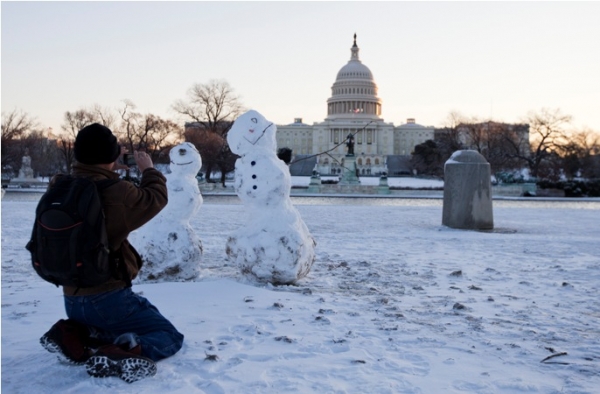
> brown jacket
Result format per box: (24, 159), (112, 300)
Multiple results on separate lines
(56, 163), (168, 296)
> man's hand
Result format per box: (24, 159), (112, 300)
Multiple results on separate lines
(112, 146), (130, 171)
(134, 151), (154, 172)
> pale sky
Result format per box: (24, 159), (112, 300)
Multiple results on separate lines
(2, 1), (599, 135)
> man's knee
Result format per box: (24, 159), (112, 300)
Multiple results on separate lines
(146, 329), (184, 361)
(170, 330), (184, 353)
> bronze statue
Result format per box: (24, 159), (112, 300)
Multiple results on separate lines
(346, 133), (355, 156)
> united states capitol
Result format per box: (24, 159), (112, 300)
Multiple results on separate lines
(276, 35), (434, 177)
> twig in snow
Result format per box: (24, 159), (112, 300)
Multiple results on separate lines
(541, 352), (568, 363)
(204, 352), (219, 362)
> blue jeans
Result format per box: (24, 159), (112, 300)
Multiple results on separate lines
(64, 288), (184, 362)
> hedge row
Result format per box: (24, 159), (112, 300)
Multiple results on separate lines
(537, 179), (600, 197)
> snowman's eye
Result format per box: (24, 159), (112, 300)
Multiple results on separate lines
(251, 118), (258, 124)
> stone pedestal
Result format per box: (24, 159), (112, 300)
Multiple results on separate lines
(339, 155), (360, 185)
(11, 153), (38, 187)
(377, 174), (391, 194)
(442, 150), (493, 230)
(307, 172), (321, 193)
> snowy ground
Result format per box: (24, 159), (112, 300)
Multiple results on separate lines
(2, 193), (600, 393)
(292, 176), (444, 189)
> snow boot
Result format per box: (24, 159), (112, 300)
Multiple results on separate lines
(40, 319), (93, 365)
(85, 344), (157, 383)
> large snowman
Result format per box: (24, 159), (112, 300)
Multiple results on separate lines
(226, 109), (316, 285)
(130, 142), (203, 282)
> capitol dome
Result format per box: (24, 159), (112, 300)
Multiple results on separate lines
(336, 57), (374, 81)
(326, 34), (382, 120)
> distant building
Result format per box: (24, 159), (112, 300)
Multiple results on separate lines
(276, 34), (434, 176)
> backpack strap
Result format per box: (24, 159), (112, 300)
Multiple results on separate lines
(110, 247), (133, 288)
(92, 178), (132, 287)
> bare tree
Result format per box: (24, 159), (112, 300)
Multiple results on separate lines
(21, 130), (63, 179)
(62, 109), (100, 139)
(59, 109), (96, 174)
(135, 114), (182, 163)
(147, 117), (183, 164)
(437, 111), (465, 153)
(1, 109), (37, 142)
(1, 109), (40, 175)
(458, 118), (486, 153)
(119, 100), (142, 153)
(91, 104), (118, 130)
(431, 111), (530, 177)
(557, 128), (600, 179)
(173, 79), (244, 182)
(516, 108), (572, 179)
(118, 100), (183, 163)
(478, 122), (527, 174)
(172, 79), (244, 133)
(184, 126), (237, 184)
(59, 106), (116, 173)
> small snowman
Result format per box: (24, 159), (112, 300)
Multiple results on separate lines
(226, 109), (316, 285)
(130, 142), (203, 282)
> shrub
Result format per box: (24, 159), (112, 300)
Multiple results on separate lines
(537, 179), (600, 197)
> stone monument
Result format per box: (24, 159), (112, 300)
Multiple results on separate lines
(442, 150), (493, 230)
(307, 169), (322, 193)
(339, 134), (360, 185)
(11, 149), (37, 187)
(377, 172), (391, 195)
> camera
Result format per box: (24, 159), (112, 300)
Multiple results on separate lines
(123, 153), (136, 166)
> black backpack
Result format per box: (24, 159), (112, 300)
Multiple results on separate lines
(26, 176), (119, 288)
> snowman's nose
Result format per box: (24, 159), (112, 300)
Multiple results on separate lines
(179, 149), (186, 155)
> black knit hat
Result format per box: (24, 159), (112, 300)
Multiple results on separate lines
(74, 123), (120, 165)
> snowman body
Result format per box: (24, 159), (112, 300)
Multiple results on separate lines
(130, 142), (203, 281)
(226, 110), (316, 284)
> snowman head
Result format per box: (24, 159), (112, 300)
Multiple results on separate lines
(227, 110), (277, 155)
(169, 142), (202, 177)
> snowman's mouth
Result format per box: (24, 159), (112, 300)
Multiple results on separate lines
(244, 123), (273, 145)
(171, 161), (193, 166)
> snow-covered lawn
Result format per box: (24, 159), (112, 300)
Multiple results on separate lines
(2, 195), (599, 393)
(290, 176), (444, 189)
